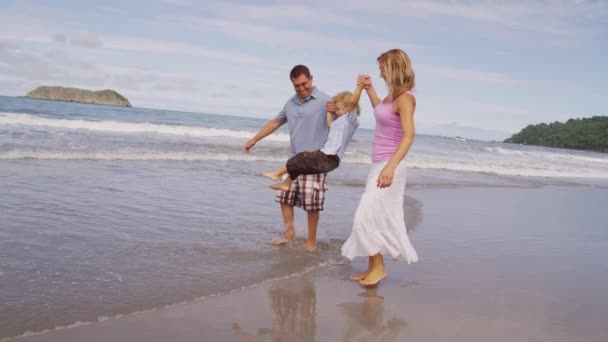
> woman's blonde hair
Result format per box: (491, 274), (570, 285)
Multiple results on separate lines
(377, 48), (415, 101)
(332, 91), (361, 116)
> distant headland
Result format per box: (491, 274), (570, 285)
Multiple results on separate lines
(504, 116), (608, 153)
(25, 86), (131, 107)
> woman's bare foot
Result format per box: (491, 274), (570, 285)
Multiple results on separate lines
(261, 171), (280, 181)
(348, 271), (369, 281)
(269, 183), (290, 192)
(359, 269), (388, 287)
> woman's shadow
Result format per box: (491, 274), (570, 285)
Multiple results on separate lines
(338, 288), (407, 342)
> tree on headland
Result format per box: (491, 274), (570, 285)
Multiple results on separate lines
(504, 116), (608, 153)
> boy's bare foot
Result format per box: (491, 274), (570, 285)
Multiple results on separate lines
(261, 171), (280, 181)
(359, 269), (388, 287)
(269, 183), (290, 191)
(349, 271), (369, 281)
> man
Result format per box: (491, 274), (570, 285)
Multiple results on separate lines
(244, 65), (330, 251)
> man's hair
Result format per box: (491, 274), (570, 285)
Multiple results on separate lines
(290, 65), (311, 79)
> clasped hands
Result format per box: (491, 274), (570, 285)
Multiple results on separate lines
(325, 74), (372, 114)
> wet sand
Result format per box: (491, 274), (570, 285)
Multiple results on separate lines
(9, 185), (608, 342)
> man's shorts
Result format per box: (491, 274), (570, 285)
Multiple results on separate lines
(276, 173), (328, 211)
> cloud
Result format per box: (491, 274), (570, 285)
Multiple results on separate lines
(154, 2), (427, 55)
(421, 65), (527, 86)
(51, 30), (104, 48)
(70, 30), (103, 48)
(302, 0), (607, 39)
(0, 42), (63, 80)
(202, 2), (381, 31)
(179, 16), (423, 55)
(52, 33), (67, 44)
(101, 35), (284, 70)
(416, 121), (513, 141)
(157, 0), (194, 5)
(0, 34), (293, 112)
(0, 41), (104, 93)
(423, 99), (545, 119)
(417, 98), (576, 138)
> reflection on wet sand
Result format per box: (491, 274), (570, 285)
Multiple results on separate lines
(338, 288), (407, 342)
(233, 273), (316, 341)
(230, 195), (419, 341)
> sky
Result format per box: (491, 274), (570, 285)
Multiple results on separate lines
(0, 0), (606, 140)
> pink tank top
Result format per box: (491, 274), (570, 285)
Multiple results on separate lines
(372, 90), (415, 163)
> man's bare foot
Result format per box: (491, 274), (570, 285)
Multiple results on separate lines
(349, 271), (369, 281)
(269, 183), (290, 191)
(270, 230), (294, 246)
(261, 171), (280, 181)
(359, 269), (388, 287)
(270, 237), (293, 245)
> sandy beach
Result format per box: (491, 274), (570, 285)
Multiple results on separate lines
(9, 185), (607, 342)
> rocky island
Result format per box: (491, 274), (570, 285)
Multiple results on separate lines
(25, 86), (131, 107)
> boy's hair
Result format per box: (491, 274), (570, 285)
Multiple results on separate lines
(332, 91), (361, 116)
(289, 65), (311, 79)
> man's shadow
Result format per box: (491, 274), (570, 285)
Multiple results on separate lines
(232, 272), (316, 342)
(337, 288), (407, 342)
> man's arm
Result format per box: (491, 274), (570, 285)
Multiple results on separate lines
(244, 118), (284, 152)
(326, 112), (334, 127)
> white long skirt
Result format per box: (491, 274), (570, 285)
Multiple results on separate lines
(341, 161), (419, 263)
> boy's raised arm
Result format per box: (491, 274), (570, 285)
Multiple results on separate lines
(348, 84), (364, 112)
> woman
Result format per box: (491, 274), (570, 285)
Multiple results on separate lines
(341, 48), (419, 287)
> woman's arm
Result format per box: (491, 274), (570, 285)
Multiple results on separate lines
(376, 94), (416, 188)
(365, 85), (382, 109)
(358, 75), (381, 108)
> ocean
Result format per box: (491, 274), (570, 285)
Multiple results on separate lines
(1, 95), (607, 340)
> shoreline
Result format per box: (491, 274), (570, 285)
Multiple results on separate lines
(2, 263), (335, 342)
(9, 259), (605, 342)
